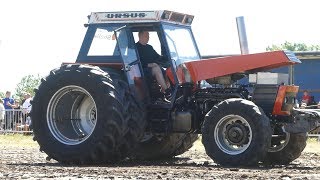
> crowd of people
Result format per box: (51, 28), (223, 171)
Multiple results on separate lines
(0, 91), (33, 131)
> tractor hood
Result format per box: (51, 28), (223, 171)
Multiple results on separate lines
(184, 51), (301, 82)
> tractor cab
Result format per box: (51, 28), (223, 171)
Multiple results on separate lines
(76, 10), (200, 105)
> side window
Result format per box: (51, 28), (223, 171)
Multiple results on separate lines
(133, 31), (162, 55)
(88, 28), (120, 56)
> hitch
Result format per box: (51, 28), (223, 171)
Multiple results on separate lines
(283, 108), (320, 133)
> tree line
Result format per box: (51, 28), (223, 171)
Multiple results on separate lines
(266, 41), (320, 51)
(1, 75), (41, 101)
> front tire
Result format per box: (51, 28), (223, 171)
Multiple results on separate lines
(202, 98), (272, 166)
(32, 64), (145, 164)
(264, 133), (307, 165)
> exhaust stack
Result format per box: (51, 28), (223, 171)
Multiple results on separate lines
(236, 16), (249, 55)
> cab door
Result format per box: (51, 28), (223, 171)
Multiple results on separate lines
(115, 27), (147, 101)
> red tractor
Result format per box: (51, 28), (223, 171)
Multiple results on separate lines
(31, 10), (320, 166)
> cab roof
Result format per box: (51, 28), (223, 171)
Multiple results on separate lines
(88, 10), (194, 26)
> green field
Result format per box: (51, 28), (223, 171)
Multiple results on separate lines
(0, 134), (38, 148)
(0, 134), (319, 153)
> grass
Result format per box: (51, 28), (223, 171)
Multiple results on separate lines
(304, 137), (320, 153)
(0, 134), (38, 148)
(0, 134), (319, 153)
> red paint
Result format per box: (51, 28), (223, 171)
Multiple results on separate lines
(184, 51), (299, 82)
(272, 85), (299, 115)
(166, 66), (187, 84)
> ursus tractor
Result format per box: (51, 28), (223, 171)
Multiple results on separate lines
(31, 10), (320, 166)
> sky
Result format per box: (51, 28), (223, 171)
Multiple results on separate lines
(0, 0), (320, 93)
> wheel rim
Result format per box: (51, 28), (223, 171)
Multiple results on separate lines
(47, 85), (97, 145)
(214, 115), (252, 155)
(268, 132), (290, 152)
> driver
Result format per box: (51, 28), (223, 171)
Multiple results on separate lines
(136, 30), (171, 101)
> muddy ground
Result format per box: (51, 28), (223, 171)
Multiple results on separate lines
(0, 140), (319, 179)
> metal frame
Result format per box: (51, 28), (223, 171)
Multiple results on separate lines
(0, 109), (32, 134)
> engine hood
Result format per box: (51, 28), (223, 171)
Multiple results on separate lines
(184, 51), (300, 82)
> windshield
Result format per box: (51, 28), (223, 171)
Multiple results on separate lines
(163, 24), (200, 65)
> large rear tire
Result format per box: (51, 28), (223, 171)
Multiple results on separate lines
(133, 133), (198, 160)
(264, 132), (307, 165)
(31, 64), (146, 164)
(202, 98), (272, 166)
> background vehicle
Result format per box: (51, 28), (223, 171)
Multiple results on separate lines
(31, 10), (320, 166)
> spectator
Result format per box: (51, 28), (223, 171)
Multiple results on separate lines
(22, 93), (32, 129)
(3, 91), (14, 130)
(21, 91), (27, 105)
(0, 99), (4, 130)
(301, 90), (312, 108)
(13, 99), (22, 124)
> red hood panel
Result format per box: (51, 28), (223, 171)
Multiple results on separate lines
(185, 51), (300, 82)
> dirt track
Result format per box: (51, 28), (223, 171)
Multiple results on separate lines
(0, 141), (320, 179)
